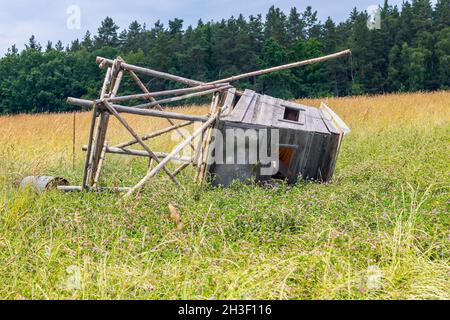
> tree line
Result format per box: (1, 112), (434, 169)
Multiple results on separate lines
(0, 0), (448, 114)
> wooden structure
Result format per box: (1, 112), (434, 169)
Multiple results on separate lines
(210, 90), (350, 186)
(65, 49), (351, 197)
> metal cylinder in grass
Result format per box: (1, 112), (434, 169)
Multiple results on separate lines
(19, 176), (69, 192)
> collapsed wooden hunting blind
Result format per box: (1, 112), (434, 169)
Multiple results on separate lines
(64, 49), (351, 196)
(210, 89), (350, 186)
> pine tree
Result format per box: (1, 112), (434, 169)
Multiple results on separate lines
(26, 35), (41, 51)
(82, 31), (94, 50)
(259, 37), (294, 97)
(55, 40), (64, 52)
(388, 44), (403, 91)
(265, 6), (288, 46)
(69, 39), (82, 52)
(122, 20), (143, 53)
(302, 6), (320, 38)
(45, 41), (53, 52)
(6, 44), (19, 56)
(400, 42), (427, 91)
(287, 7), (304, 42)
(433, 0), (450, 30)
(435, 27), (450, 88)
(95, 17), (120, 48)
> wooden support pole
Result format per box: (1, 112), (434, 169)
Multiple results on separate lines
(67, 97), (209, 122)
(125, 113), (219, 197)
(97, 56), (204, 87)
(105, 83), (229, 103)
(126, 69), (197, 151)
(173, 163), (190, 176)
(207, 49), (352, 85)
(102, 100), (183, 189)
(82, 103), (98, 189)
(92, 140), (107, 188)
(58, 185), (131, 193)
(197, 93), (220, 183)
(96, 49), (351, 88)
(132, 85), (232, 109)
(100, 67), (112, 98)
(82, 145), (193, 163)
(113, 120), (193, 149)
(89, 60), (123, 186)
(67, 97), (96, 108)
(102, 103), (209, 122)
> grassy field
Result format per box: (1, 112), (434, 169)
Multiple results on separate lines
(0, 91), (449, 299)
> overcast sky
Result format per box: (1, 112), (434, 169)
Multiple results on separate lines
(0, 0), (438, 56)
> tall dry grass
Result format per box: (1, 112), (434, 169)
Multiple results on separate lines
(0, 91), (448, 299)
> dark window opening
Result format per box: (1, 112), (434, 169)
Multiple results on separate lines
(283, 107), (299, 121)
(272, 146), (294, 180)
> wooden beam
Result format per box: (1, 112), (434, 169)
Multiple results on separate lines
(113, 120), (193, 149)
(82, 145), (193, 163)
(207, 49), (352, 85)
(96, 49), (351, 88)
(125, 113), (219, 197)
(106, 84), (229, 103)
(82, 102), (98, 189)
(67, 97), (95, 108)
(197, 93), (220, 183)
(126, 69), (197, 152)
(103, 103), (209, 122)
(97, 56), (203, 87)
(68, 97), (209, 122)
(102, 100), (184, 189)
(92, 140), (107, 188)
(89, 60), (124, 186)
(173, 163), (190, 176)
(58, 185), (131, 192)
(132, 85), (232, 109)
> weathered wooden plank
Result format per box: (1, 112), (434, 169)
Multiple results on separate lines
(225, 89), (255, 122)
(220, 87), (237, 116)
(242, 93), (260, 124)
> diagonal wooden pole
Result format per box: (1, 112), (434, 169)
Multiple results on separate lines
(126, 69), (196, 151)
(97, 49), (352, 88)
(113, 120), (193, 149)
(131, 85), (231, 109)
(93, 140), (108, 188)
(173, 163), (190, 176)
(105, 83), (229, 103)
(125, 113), (219, 197)
(102, 100), (183, 189)
(196, 93), (221, 183)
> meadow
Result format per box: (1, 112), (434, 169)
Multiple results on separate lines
(0, 91), (448, 299)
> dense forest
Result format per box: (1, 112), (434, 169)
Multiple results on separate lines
(0, 0), (448, 114)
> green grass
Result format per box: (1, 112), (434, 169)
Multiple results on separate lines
(0, 95), (449, 299)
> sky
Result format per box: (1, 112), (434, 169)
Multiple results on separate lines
(0, 0), (439, 56)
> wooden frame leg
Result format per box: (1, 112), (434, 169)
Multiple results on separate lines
(89, 60), (124, 187)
